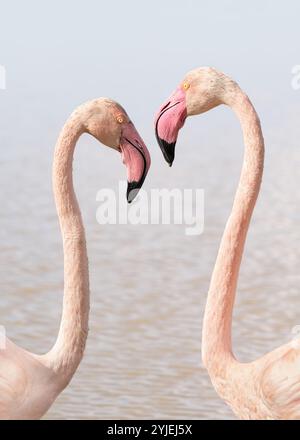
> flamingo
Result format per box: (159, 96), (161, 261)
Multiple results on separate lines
(155, 67), (300, 419)
(0, 98), (150, 419)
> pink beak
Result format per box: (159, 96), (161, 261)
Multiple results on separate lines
(154, 87), (187, 166)
(120, 122), (151, 203)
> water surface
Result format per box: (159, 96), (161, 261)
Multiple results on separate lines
(1, 108), (300, 420)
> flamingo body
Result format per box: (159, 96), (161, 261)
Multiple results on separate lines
(155, 67), (300, 420)
(0, 98), (150, 419)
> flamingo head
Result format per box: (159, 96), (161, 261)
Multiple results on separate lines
(81, 98), (151, 203)
(155, 67), (225, 166)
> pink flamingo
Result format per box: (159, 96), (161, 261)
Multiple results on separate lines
(155, 67), (300, 419)
(0, 98), (150, 419)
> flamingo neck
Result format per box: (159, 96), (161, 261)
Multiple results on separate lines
(46, 113), (90, 381)
(202, 85), (264, 375)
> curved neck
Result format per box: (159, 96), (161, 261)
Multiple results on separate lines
(46, 114), (90, 380)
(202, 85), (264, 374)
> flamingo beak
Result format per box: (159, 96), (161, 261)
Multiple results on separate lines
(154, 88), (187, 166)
(120, 122), (151, 203)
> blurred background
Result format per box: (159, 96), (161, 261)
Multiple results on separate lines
(0, 0), (300, 419)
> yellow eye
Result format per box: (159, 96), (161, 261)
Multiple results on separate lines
(116, 115), (124, 124)
(182, 82), (190, 90)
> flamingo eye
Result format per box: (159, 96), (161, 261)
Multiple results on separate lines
(116, 115), (124, 124)
(182, 82), (190, 90)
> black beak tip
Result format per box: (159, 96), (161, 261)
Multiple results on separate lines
(156, 136), (176, 167)
(126, 181), (142, 203)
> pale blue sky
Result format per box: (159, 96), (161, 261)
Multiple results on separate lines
(0, 0), (300, 154)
